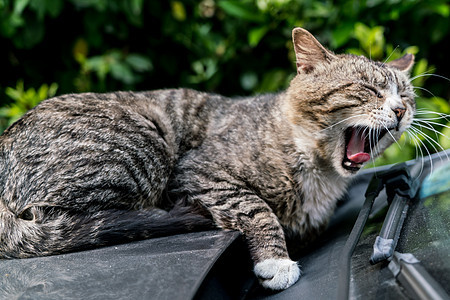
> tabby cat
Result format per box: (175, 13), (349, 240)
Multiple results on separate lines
(0, 28), (415, 290)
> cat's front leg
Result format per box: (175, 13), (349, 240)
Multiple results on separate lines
(208, 196), (301, 290)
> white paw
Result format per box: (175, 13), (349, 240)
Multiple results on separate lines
(254, 258), (301, 290)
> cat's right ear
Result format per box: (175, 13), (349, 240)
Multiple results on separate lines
(387, 53), (415, 73)
(292, 27), (336, 74)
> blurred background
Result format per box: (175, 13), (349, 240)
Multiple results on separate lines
(0, 0), (449, 166)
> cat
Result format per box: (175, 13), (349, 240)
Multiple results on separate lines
(0, 27), (415, 290)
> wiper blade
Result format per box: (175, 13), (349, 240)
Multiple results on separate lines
(388, 252), (450, 300)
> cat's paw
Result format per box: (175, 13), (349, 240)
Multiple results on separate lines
(254, 258), (301, 290)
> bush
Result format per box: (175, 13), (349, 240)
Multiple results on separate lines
(0, 0), (449, 165)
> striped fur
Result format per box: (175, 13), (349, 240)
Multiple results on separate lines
(0, 28), (415, 290)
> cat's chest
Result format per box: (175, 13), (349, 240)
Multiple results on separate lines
(272, 167), (349, 235)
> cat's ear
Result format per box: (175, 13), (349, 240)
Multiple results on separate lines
(387, 53), (415, 72)
(292, 27), (336, 74)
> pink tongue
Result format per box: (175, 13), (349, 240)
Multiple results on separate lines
(347, 128), (371, 163)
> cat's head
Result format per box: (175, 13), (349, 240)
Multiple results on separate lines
(285, 27), (415, 178)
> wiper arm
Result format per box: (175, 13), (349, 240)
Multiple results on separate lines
(337, 164), (407, 300)
(370, 168), (419, 264)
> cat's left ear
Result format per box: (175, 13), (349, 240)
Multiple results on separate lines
(387, 53), (415, 73)
(292, 27), (336, 74)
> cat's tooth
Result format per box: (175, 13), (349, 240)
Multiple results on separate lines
(356, 163), (363, 168)
(344, 161), (352, 167)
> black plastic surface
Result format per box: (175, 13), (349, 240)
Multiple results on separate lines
(0, 231), (240, 300)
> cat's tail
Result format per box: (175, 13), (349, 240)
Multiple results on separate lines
(0, 202), (216, 259)
(66, 204), (216, 252)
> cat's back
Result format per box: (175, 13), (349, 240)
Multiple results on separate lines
(1, 89), (218, 145)
(0, 89), (204, 211)
(2, 91), (164, 139)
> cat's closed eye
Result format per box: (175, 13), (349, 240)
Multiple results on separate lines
(362, 84), (383, 98)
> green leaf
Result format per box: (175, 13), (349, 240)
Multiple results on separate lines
(85, 56), (109, 80)
(416, 97), (448, 114)
(248, 26), (268, 47)
(130, 0), (143, 15)
(171, 1), (186, 21)
(110, 63), (135, 84)
(353, 23), (385, 59)
(411, 58), (432, 88)
(5, 87), (22, 101)
(429, 97), (450, 114)
(346, 48), (364, 56)
(37, 84), (49, 103)
(13, 0), (30, 15)
(403, 46), (419, 56)
(0, 107), (9, 118)
(430, 3), (450, 17)
(217, 1), (265, 22)
(331, 23), (353, 48)
(255, 69), (287, 93)
(125, 54), (153, 72)
(188, 58), (218, 84)
(48, 83), (58, 97)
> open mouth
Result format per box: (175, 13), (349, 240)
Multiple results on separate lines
(342, 126), (390, 172)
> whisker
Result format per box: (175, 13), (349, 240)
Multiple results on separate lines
(383, 45), (399, 65)
(415, 109), (449, 114)
(409, 127), (449, 170)
(413, 119), (450, 131)
(409, 126), (449, 157)
(414, 126), (449, 155)
(369, 127), (377, 168)
(410, 73), (450, 83)
(412, 122), (450, 146)
(381, 121), (401, 148)
(413, 121), (440, 143)
(405, 130), (425, 177)
(413, 115), (450, 122)
(407, 127), (434, 174)
(410, 129), (450, 164)
(414, 111), (450, 123)
(413, 86), (437, 98)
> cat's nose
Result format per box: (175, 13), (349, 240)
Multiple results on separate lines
(392, 107), (406, 123)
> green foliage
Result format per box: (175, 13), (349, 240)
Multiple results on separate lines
(0, 0), (449, 166)
(0, 81), (58, 132)
(75, 47), (152, 91)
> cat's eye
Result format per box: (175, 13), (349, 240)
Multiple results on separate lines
(362, 84), (382, 98)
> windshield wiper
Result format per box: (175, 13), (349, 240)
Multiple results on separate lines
(337, 163), (449, 300)
(388, 252), (450, 300)
(369, 166), (419, 264)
